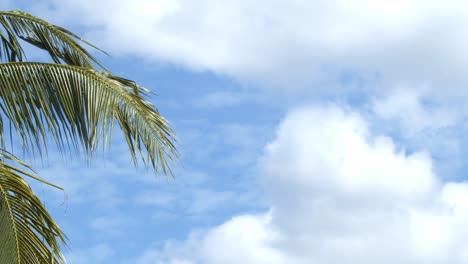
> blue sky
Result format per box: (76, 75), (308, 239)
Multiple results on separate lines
(4, 1), (468, 263)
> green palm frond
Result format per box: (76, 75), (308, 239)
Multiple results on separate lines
(0, 10), (107, 69)
(0, 148), (66, 264)
(0, 10), (179, 263)
(0, 62), (177, 174)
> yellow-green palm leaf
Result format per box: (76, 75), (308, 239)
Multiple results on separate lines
(0, 10), (179, 263)
(0, 62), (177, 173)
(0, 149), (66, 263)
(0, 10), (106, 69)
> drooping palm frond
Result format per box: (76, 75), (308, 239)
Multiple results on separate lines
(0, 148), (66, 264)
(0, 62), (177, 175)
(0, 11), (178, 172)
(0, 10), (179, 263)
(0, 10), (107, 69)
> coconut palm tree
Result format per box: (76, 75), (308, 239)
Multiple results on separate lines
(0, 11), (177, 263)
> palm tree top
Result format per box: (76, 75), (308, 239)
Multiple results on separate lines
(0, 10), (178, 174)
(0, 10), (179, 263)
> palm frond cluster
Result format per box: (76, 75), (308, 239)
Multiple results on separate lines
(0, 11), (178, 263)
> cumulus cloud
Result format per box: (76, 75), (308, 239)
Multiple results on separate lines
(136, 213), (292, 264)
(16, 0), (468, 94)
(141, 105), (468, 263)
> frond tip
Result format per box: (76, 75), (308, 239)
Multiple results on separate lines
(0, 149), (66, 263)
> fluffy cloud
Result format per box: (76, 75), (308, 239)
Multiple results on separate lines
(15, 0), (468, 94)
(142, 105), (468, 263)
(136, 213), (291, 264)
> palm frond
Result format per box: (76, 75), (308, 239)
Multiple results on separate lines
(0, 10), (107, 69)
(0, 9), (180, 264)
(0, 148), (66, 264)
(0, 62), (177, 176)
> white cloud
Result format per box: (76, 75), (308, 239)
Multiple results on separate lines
(141, 105), (468, 263)
(17, 0), (468, 94)
(372, 89), (458, 135)
(136, 213), (292, 264)
(263, 105), (438, 204)
(369, 88), (466, 179)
